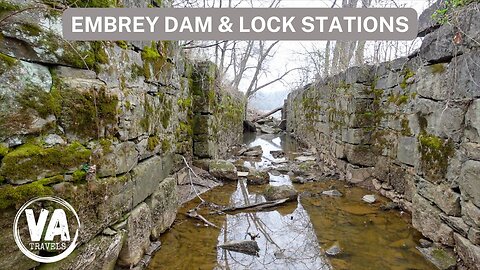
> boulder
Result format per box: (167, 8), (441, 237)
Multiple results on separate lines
(209, 160), (238, 181)
(412, 194), (454, 246)
(263, 185), (298, 201)
(454, 233), (480, 270)
(97, 142), (138, 178)
(417, 177), (461, 216)
(116, 203), (152, 268)
(246, 168), (269, 185)
(322, 190), (343, 197)
(131, 156), (165, 206)
(416, 246), (456, 270)
(243, 145), (263, 156)
(146, 177), (178, 240)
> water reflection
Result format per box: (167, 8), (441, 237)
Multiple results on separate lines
(216, 181), (331, 270)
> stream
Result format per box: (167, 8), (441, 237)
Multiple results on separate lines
(148, 133), (437, 270)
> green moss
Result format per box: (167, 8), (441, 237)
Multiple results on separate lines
(19, 22), (42, 36)
(430, 63), (446, 74)
(0, 144), (9, 157)
(66, 0), (116, 7)
(56, 82), (118, 139)
(0, 0), (19, 15)
(0, 52), (17, 67)
(396, 95), (409, 106)
(418, 133), (454, 182)
(161, 99), (172, 129)
(0, 177), (60, 209)
(98, 138), (113, 154)
(115, 40), (128, 49)
(0, 142), (91, 182)
(147, 136), (160, 151)
(177, 97), (192, 110)
(130, 63), (144, 81)
(72, 169), (86, 182)
(17, 84), (61, 118)
(161, 139), (171, 152)
(400, 68), (415, 89)
(401, 117), (412, 136)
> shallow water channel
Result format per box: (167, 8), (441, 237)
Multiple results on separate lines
(148, 133), (436, 270)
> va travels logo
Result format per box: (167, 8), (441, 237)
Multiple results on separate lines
(13, 197), (80, 263)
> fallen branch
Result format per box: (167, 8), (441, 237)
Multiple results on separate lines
(253, 106), (283, 122)
(186, 210), (219, 228)
(181, 156), (205, 203)
(219, 198), (289, 213)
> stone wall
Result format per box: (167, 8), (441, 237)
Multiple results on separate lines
(0, 0), (244, 269)
(285, 2), (480, 269)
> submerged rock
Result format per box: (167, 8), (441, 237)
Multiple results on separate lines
(380, 202), (400, 211)
(209, 160), (238, 181)
(263, 185), (298, 201)
(246, 168), (269, 185)
(322, 190), (343, 197)
(325, 243), (342, 256)
(260, 125), (276, 134)
(417, 246), (456, 270)
(218, 240), (260, 256)
(362, 194), (376, 204)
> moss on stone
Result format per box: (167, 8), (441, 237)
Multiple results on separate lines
(130, 63), (144, 81)
(66, 0), (116, 7)
(161, 139), (171, 153)
(430, 63), (446, 74)
(115, 40), (128, 49)
(72, 169), (86, 182)
(418, 133), (454, 182)
(17, 84), (61, 119)
(0, 144), (9, 157)
(0, 0), (19, 15)
(401, 117), (412, 136)
(19, 22), (42, 36)
(0, 142), (91, 182)
(400, 67), (415, 89)
(0, 177), (61, 209)
(147, 136), (160, 151)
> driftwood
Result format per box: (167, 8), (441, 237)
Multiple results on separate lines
(220, 198), (289, 213)
(253, 106), (282, 122)
(218, 240), (260, 256)
(186, 210), (219, 228)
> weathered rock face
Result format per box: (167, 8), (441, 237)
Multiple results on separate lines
(284, 2), (480, 268)
(0, 0), (245, 269)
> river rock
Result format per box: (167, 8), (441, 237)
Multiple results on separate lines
(322, 190), (343, 197)
(246, 168), (269, 185)
(362, 194), (376, 203)
(325, 243), (342, 256)
(209, 160), (238, 181)
(243, 145), (263, 156)
(263, 185), (298, 201)
(417, 246), (456, 270)
(270, 150), (285, 158)
(292, 176), (306, 184)
(43, 134), (66, 147)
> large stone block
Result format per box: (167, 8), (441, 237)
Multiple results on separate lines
(454, 233), (480, 270)
(146, 177), (178, 240)
(131, 156), (164, 206)
(397, 136), (418, 166)
(344, 144), (377, 167)
(39, 232), (125, 270)
(460, 160), (480, 208)
(0, 58), (55, 142)
(462, 200), (480, 227)
(97, 142), (139, 178)
(465, 100), (480, 144)
(117, 203), (152, 268)
(412, 194), (454, 246)
(417, 177), (461, 216)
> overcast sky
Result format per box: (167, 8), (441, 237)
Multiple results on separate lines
(237, 0), (432, 105)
